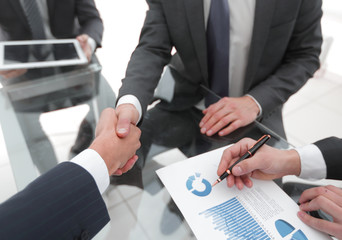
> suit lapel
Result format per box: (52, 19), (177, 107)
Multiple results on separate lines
(183, 0), (208, 84)
(244, 0), (276, 91)
(8, 0), (30, 29)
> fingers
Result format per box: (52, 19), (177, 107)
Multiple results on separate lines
(200, 98), (230, 136)
(116, 104), (139, 138)
(226, 172), (253, 190)
(112, 155), (138, 176)
(76, 34), (88, 45)
(217, 138), (254, 176)
(95, 108), (117, 137)
(76, 34), (91, 61)
(299, 186), (342, 218)
(0, 69), (27, 79)
(200, 96), (258, 137)
(299, 185), (342, 206)
(298, 186), (342, 238)
(297, 211), (342, 238)
(218, 119), (243, 136)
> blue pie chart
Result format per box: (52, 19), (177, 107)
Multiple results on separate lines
(275, 219), (308, 240)
(186, 173), (212, 197)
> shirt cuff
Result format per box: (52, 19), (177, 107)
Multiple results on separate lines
(116, 95), (142, 123)
(245, 94), (262, 118)
(295, 144), (327, 180)
(70, 149), (109, 194)
(87, 37), (97, 53)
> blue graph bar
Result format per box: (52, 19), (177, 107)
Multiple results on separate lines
(199, 197), (271, 240)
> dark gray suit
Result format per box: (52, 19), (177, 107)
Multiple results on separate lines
(0, 0), (103, 46)
(314, 137), (342, 180)
(119, 0), (322, 137)
(0, 0), (106, 174)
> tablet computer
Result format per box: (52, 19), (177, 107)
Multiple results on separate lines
(0, 39), (88, 70)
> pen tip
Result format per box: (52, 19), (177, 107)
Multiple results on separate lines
(212, 181), (218, 187)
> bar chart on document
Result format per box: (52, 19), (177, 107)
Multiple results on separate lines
(156, 146), (332, 240)
(199, 197), (271, 239)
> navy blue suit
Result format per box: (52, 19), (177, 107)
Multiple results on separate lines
(0, 162), (109, 240)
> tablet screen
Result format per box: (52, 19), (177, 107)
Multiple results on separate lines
(0, 39), (87, 70)
(4, 43), (79, 64)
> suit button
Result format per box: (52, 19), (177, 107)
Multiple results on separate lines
(74, 230), (90, 240)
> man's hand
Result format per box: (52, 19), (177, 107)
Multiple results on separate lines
(298, 185), (342, 239)
(89, 108), (141, 176)
(200, 96), (259, 137)
(217, 138), (301, 190)
(115, 103), (140, 138)
(76, 34), (92, 62)
(0, 69), (27, 80)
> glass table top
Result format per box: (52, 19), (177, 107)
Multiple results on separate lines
(0, 62), (291, 239)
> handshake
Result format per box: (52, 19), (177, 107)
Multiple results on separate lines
(89, 108), (141, 176)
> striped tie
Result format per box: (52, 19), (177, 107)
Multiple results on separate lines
(205, 0), (230, 107)
(22, 0), (46, 40)
(22, 0), (51, 60)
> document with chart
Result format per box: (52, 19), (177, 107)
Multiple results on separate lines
(156, 146), (332, 240)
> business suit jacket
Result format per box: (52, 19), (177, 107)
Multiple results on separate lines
(314, 137), (342, 180)
(0, 0), (103, 47)
(0, 162), (110, 240)
(119, 0), (322, 137)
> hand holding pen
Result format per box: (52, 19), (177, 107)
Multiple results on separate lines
(215, 136), (301, 190)
(213, 135), (271, 187)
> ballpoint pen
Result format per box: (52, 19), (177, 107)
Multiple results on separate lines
(212, 134), (271, 187)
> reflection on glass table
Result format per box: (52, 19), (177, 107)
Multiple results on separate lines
(0, 59), (116, 191)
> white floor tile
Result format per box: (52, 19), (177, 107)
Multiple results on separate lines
(117, 185), (143, 201)
(103, 185), (124, 209)
(316, 85), (342, 115)
(127, 186), (195, 240)
(291, 77), (338, 101)
(284, 102), (342, 145)
(283, 94), (311, 116)
(105, 202), (149, 240)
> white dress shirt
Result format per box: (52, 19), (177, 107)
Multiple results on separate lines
(118, 0), (260, 120)
(71, 149), (110, 194)
(295, 144), (327, 180)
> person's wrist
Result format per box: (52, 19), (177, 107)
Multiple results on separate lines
(284, 149), (301, 176)
(243, 95), (260, 117)
(244, 95), (261, 117)
(89, 138), (121, 175)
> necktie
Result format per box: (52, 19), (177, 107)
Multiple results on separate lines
(22, 0), (46, 40)
(22, 0), (50, 60)
(205, 0), (230, 107)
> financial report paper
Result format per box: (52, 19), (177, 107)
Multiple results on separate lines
(156, 146), (332, 240)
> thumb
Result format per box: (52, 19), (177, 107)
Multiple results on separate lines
(231, 157), (260, 176)
(116, 112), (132, 138)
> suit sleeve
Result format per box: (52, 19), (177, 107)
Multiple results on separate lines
(0, 162), (110, 240)
(314, 137), (342, 180)
(118, 0), (173, 115)
(249, 0), (323, 118)
(75, 0), (104, 48)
